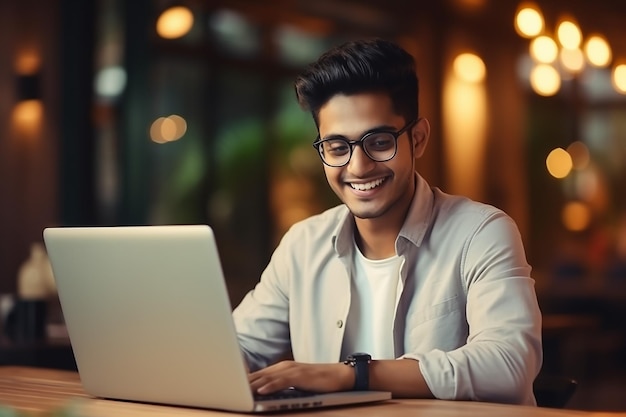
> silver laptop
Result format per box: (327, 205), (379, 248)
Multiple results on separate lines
(43, 225), (391, 412)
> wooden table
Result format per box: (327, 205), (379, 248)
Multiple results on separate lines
(0, 366), (624, 417)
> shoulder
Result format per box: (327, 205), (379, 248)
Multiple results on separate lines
(427, 189), (526, 270)
(429, 190), (530, 288)
(431, 188), (514, 234)
(279, 204), (348, 245)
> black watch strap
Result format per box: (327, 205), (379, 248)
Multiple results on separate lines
(344, 352), (371, 390)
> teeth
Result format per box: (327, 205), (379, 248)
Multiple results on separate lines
(350, 178), (386, 191)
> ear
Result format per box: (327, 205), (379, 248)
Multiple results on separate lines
(411, 117), (430, 159)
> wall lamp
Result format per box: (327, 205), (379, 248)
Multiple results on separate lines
(13, 72), (43, 138)
(17, 73), (41, 101)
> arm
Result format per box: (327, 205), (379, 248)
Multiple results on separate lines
(406, 212), (542, 404)
(370, 359), (433, 398)
(250, 358), (433, 398)
(233, 234), (293, 371)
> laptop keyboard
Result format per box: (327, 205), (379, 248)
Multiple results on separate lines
(254, 388), (317, 401)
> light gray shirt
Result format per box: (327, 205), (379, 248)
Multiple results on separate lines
(233, 174), (542, 405)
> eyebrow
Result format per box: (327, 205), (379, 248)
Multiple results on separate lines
(320, 124), (399, 141)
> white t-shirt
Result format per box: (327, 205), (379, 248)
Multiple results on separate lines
(340, 242), (402, 360)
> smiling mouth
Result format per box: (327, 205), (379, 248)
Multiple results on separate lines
(349, 177), (387, 191)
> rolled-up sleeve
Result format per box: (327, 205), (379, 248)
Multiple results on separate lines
(232, 234), (292, 371)
(403, 213), (542, 405)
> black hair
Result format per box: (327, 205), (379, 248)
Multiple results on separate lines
(294, 38), (419, 127)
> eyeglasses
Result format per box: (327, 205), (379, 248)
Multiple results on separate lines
(312, 119), (417, 167)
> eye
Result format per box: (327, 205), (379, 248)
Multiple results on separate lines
(364, 133), (394, 151)
(323, 139), (350, 155)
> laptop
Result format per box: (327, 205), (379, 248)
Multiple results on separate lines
(43, 225), (391, 412)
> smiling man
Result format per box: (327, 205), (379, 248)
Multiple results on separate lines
(232, 38), (542, 405)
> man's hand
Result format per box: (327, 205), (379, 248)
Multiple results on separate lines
(249, 358), (433, 398)
(249, 361), (354, 395)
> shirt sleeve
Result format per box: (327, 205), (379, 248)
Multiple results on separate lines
(232, 233), (293, 372)
(402, 212), (543, 405)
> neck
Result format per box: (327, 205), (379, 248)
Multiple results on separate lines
(354, 180), (416, 260)
(354, 221), (399, 260)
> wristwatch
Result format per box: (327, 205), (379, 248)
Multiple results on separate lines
(344, 352), (371, 391)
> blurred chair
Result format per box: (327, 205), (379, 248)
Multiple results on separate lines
(533, 374), (578, 408)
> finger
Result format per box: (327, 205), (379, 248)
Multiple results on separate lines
(251, 368), (300, 393)
(251, 375), (293, 394)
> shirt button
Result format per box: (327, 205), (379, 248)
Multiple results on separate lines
(336, 320), (343, 328)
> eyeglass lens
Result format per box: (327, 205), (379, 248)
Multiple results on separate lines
(319, 132), (396, 166)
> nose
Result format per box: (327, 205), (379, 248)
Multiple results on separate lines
(347, 144), (376, 175)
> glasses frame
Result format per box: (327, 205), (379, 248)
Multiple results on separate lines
(312, 119), (417, 167)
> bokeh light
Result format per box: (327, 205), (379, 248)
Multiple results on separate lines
(453, 53), (486, 83)
(150, 114), (188, 143)
(560, 48), (585, 74)
(612, 64), (626, 94)
(584, 35), (612, 68)
(546, 147), (573, 178)
(530, 36), (558, 64)
(95, 66), (127, 99)
(557, 19), (582, 50)
(209, 9), (259, 57)
(562, 201), (591, 232)
(530, 64), (561, 96)
(156, 6), (194, 39)
(515, 4), (544, 38)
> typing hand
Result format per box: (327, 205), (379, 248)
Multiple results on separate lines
(249, 360), (354, 395)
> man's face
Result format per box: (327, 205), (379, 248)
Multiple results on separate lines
(317, 92), (426, 222)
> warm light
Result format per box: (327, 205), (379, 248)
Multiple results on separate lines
(515, 4), (544, 38)
(15, 50), (41, 75)
(557, 20), (582, 50)
(150, 117), (167, 143)
(160, 117), (178, 141)
(560, 48), (585, 73)
(530, 64), (561, 96)
(567, 141), (590, 170)
(443, 57), (488, 201)
(546, 148), (573, 178)
(453, 53), (486, 83)
(12, 99), (43, 136)
(584, 35), (612, 68)
(530, 36), (558, 64)
(150, 115), (188, 143)
(156, 6), (194, 39)
(13, 100), (43, 124)
(169, 114), (187, 139)
(562, 201), (591, 232)
(612, 64), (626, 94)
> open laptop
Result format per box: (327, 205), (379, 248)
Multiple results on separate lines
(43, 225), (391, 412)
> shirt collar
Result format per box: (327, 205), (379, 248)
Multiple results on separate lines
(398, 173), (434, 247)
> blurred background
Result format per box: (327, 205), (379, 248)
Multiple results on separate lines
(1, 0), (626, 410)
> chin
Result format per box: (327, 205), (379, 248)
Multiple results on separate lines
(346, 205), (389, 220)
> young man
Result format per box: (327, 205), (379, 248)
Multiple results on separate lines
(233, 38), (542, 405)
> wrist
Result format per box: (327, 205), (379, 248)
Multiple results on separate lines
(336, 362), (356, 391)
